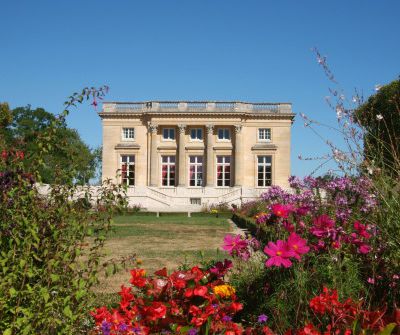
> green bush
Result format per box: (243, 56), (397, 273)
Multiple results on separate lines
(0, 87), (127, 334)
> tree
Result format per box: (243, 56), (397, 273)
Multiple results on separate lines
(0, 105), (97, 184)
(355, 78), (400, 175)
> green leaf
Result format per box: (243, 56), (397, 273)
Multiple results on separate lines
(50, 274), (60, 282)
(41, 288), (50, 303)
(378, 323), (397, 335)
(3, 328), (12, 335)
(9, 287), (17, 297)
(63, 305), (73, 319)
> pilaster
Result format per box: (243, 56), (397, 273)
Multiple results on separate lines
(206, 124), (214, 187)
(149, 123), (158, 186)
(178, 124), (186, 186)
(234, 124), (243, 186)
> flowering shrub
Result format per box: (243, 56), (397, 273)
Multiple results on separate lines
(228, 176), (398, 332)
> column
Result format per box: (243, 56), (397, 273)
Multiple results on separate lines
(234, 124), (243, 186)
(206, 124), (214, 187)
(149, 123), (158, 186)
(178, 124), (186, 186)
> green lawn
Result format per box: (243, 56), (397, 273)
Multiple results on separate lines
(95, 213), (233, 294)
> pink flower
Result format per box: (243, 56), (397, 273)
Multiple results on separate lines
(271, 204), (293, 218)
(310, 214), (335, 238)
(282, 220), (295, 233)
(264, 240), (295, 268)
(222, 235), (247, 252)
(358, 244), (371, 254)
(287, 233), (310, 260)
(353, 221), (371, 239)
(222, 234), (249, 260)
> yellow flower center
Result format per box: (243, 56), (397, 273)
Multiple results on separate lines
(276, 251), (282, 256)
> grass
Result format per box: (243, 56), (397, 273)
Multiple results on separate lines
(94, 213), (234, 295)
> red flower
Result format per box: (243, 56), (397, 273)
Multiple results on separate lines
(15, 151), (24, 160)
(193, 285), (208, 297)
(90, 306), (111, 324)
(143, 302), (167, 321)
(130, 269), (147, 288)
(118, 285), (134, 310)
(154, 267), (168, 277)
(189, 305), (201, 316)
(191, 266), (205, 282)
(229, 302), (243, 313)
(191, 315), (207, 327)
(184, 288), (194, 298)
(298, 323), (321, 335)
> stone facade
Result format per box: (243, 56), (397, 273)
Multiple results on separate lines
(99, 101), (294, 211)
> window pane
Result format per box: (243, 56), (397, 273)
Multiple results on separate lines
(170, 129), (175, 139)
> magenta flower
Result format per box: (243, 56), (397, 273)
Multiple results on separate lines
(209, 259), (233, 277)
(271, 204), (293, 218)
(358, 244), (371, 254)
(222, 234), (247, 252)
(310, 214), (335, 238)
(287, 232), (310, 260)
(222, 234), (250, 260)
(353, 221), (371, 239)
(264, 240), (294, 268)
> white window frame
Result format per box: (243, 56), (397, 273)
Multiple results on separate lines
(120, 155), (135, 186)
(162, 128), (175, 141)
(258, 128), (271, 142)
(216, 155), (231, 187)
(257, 155), (272, 187)
(122, 127), (135, 141)
(190, 128), (203, 141)
(217, 128), (231, 141)
(161, 155), (176, 186)
(189, 156), (203, 187)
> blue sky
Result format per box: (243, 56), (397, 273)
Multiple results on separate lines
(1, 0), (399, 176)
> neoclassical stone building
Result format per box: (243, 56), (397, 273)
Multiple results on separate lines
(99, 101), (294, 211)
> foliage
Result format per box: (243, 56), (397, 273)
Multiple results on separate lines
(355, 78), (400, 175)
(0, 104), (100, 184)
(0, 87), (129, 334)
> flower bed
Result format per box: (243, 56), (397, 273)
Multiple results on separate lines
(90, 176), (399, 334)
